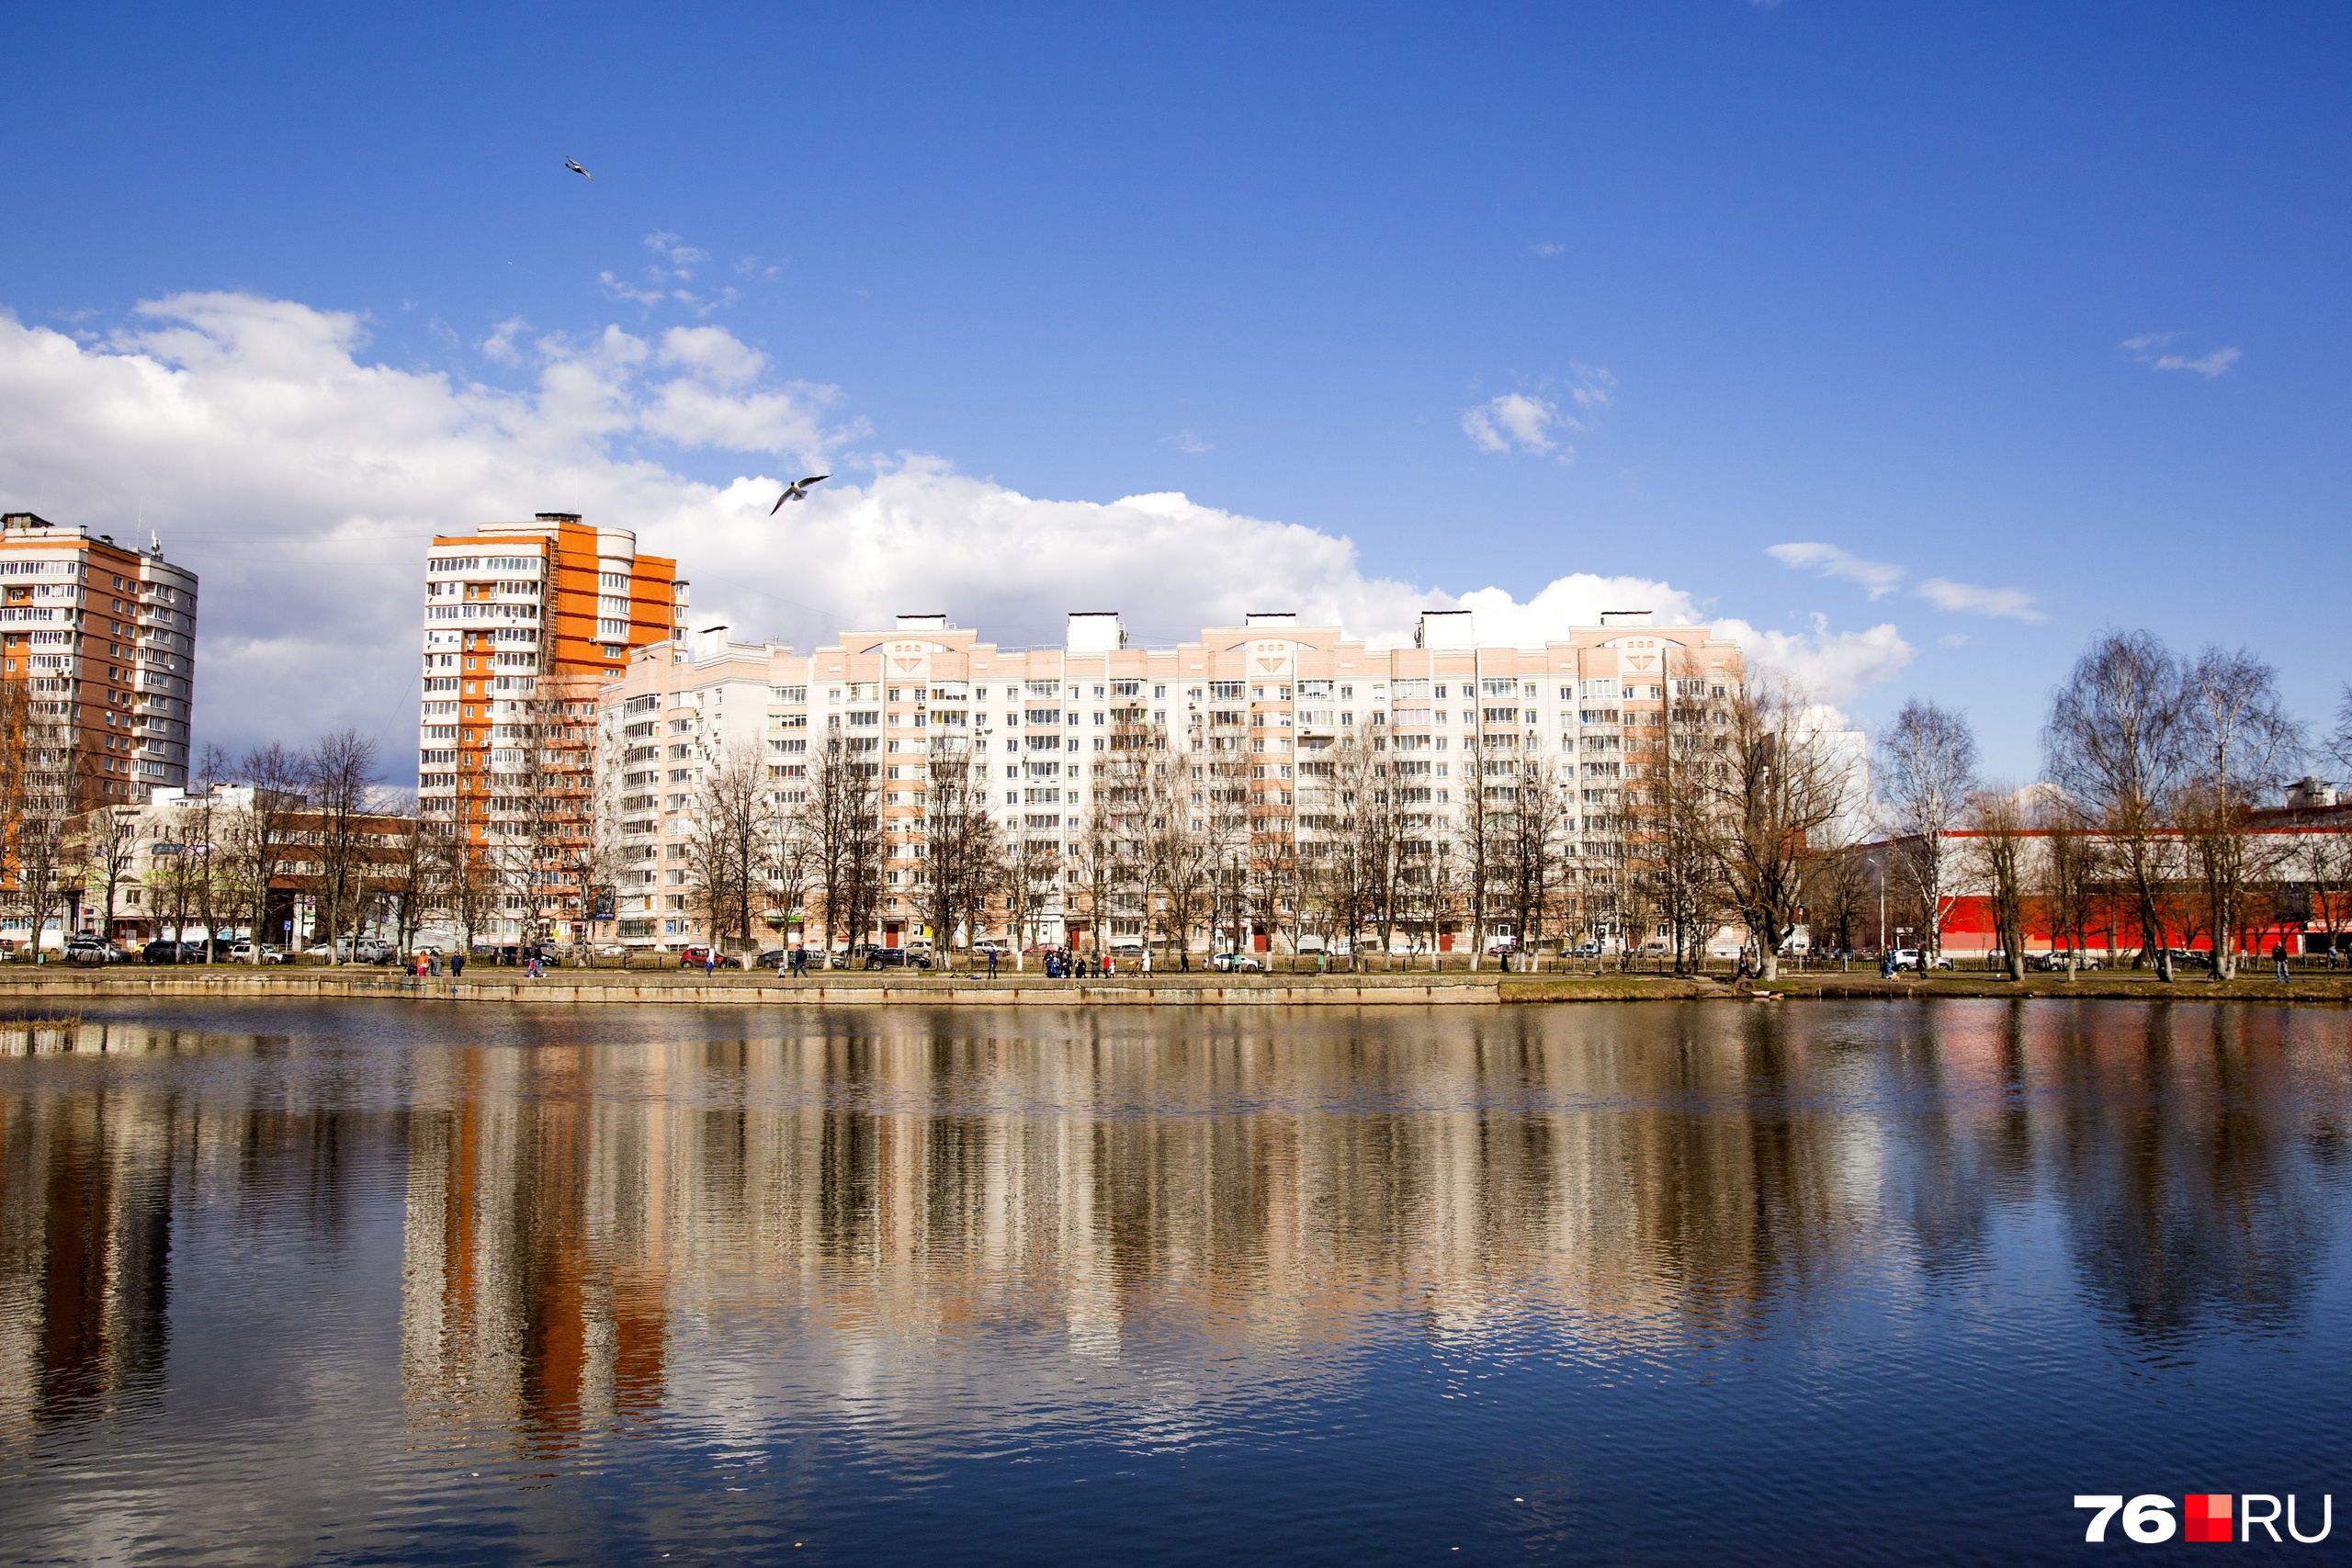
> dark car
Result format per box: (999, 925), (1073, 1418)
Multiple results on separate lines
(141, 940), (203, 964)
(862, 945), (932, 970)
(756, 949), (793, 968)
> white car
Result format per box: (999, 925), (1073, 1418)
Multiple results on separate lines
(1891, 948), (1953, 972)
(1209, 952), (1265, 973)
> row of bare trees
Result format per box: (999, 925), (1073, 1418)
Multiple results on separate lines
(0, 719), (401, 962)
(1871, 628), (2349, 982)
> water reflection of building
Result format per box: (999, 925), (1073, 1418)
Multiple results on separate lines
(1, 1021), (385, 1453)
(391, 1007), (2351, 1453)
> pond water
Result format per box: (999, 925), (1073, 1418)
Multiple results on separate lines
(2, 1000), (2349, 1564)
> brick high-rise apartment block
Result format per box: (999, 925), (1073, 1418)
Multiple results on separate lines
(0, 512), (198, 807)
(414, 513), (687, 945)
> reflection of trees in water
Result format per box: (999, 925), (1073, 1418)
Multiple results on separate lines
(387, 1005), (2352, 1443)
(0, 1021), (373, 1454)
(2050, 1006), (2341, 1348)
(11, 1002), (2351, 1453)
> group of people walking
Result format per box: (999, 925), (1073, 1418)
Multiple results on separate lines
(1043, 948), (1154, 979)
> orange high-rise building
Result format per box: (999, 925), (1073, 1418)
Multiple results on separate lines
(414, 513), (686, 945)
(1, 511), (198, 808)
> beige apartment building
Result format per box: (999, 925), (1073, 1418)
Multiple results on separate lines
(592, 606), (1744, 955)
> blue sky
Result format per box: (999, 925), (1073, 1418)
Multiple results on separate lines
(2, 2), (2346, 774)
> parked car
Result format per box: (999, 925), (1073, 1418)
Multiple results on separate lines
(861, 945), (932, 970)
(65, 935), (129, 964)
(1567, 941), (1601, 958)
(1890, 949), (1953, 972)
(228, 941), (288, 964)
(2028, 950), (2100, 972)
(141, 939), (207, 964)
(1209, 951), (1266, 973)
(1486, 940), (1519, 957)
(970, 940), (1010, 956)
(677, 945), (744, 970)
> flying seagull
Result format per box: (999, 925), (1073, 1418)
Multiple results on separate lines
(770, 474), (831, 514)
(565, 157), (592, 179)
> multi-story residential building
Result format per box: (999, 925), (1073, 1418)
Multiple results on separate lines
(413, 513), (686, 946)
(591, 606), (1745, 956)
(591, 626), (783, 946)
(0, 511), (198, 807)
(75, 784), (418, 949)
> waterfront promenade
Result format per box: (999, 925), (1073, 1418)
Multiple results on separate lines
(6, 964), (2352, 1008)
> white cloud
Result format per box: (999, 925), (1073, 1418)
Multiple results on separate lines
(1530, 243), (1566, 257)
(0, 291), (1912, 773)
(2154, 346), (2240, 378)
(1164, 429), (1212, 455)
(1937, 632), (1970, 649)
(1767, 540), (1906, 599)
(1915, 577), (2046, 622)
(643, 232), (708, 277)
(2122, 332), (2240, 378)
(1460, 367), (1612, 463)
(1711, 615), (1916, 706)
(1463, 391), (1564, 456)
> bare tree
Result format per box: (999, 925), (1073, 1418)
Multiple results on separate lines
(1299, 735), (1388, 969)
(1874, 698), (1980, 964)
(1494, 757), (1568, 973)
(801, 734), (883, 964)
(75, 805), (140, 945)
(2176, 646), (2304, 979)
(999, 833), (1062, 968)
(1068, 778), (1120, 960)
(1455, 736), (1505, 969)
(2035, 792), (2105, 978)
(1803, 844), (1875, 963)
(764, 795), (817, 960)
(219, 742), (307, 961)
(687, 741), (775, 952)
(1965, 785), (2031, 981)
(2043, 630), (2188, 978)
(1635, 666), (1730, 975)
(1704, 678), (1861, 980)
(424, 791), (502, 955)
(306, 729), (382, 964)
(915, 738), (1002, 970)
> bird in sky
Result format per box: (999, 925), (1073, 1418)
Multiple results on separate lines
(770, 474), (831, 514)
(565, 157), (592, 180)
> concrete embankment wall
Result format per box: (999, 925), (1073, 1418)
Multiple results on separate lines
(0, 974), (1504, 1007)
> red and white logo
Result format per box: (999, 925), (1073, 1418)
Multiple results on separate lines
(2185, 1495), (2233, 1543)
(2075, 1494), (2333, 1544)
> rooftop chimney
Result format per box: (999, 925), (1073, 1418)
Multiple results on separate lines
(1414, 609), (1476, 649)
(1066, 612), (1126, 652)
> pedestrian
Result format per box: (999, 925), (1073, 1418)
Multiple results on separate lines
(988, 948), (999, 978)
(1180, 949), (1189, 973)
(706, 949), (717, 976)
(2277, 942), (2291, 982)
(451, 951), (466, 979)
(1142, 948), (1151, 976)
